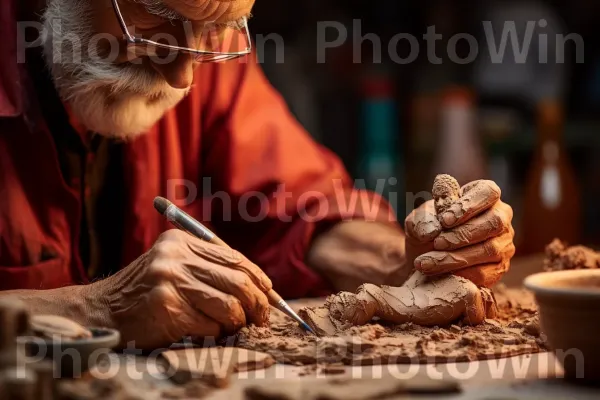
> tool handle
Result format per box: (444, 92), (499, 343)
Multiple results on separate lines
(208, 235), (229, 248)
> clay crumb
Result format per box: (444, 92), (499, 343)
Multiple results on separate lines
(523, 318), (541, 337)
(297, 365), (318, 377)
(318, 363), (346, 376)
(484, 319), (502, 327)
(544, 239), (600, 271)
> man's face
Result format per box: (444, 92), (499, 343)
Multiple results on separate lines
(41, 0), (254, 139)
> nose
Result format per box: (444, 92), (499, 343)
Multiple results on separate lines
(150, 52), (195, 89)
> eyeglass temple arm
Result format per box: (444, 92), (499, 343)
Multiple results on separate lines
(111, 0), (136, 42)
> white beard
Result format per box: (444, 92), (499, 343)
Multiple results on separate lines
(41, 0), (189, 139)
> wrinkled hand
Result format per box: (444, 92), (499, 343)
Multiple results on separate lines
(91, 230), (273, 349)
(306, 221), (408, 293)
(405, 180), (515, 287)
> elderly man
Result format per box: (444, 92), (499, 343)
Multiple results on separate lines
(0, 0), (515, 349)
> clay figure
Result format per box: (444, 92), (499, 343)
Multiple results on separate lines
(300, 175), (502, 335)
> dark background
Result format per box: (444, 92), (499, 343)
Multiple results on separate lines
(248, 0), (600, 254)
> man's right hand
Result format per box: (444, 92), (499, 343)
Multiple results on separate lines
(89, 230), (273, 349)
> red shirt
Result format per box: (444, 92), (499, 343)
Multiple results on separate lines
(0, 1), (395, 298)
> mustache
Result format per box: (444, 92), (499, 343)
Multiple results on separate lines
(59, 61), (171, 100)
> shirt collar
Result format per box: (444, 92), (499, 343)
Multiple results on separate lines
(0, 0), (23, 117)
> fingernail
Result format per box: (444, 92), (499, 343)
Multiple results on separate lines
(434, 237), (449, 250)
(442, 212), (457, 226)
(417, 258), (434, 271)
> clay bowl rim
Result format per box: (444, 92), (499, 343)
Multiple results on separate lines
(524, 269), (600, 298)
(18, 327), (120, 348)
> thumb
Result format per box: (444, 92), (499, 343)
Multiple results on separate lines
(405, 200), (442, 243)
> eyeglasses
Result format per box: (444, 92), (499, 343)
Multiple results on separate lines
(110, 0), (252, 62)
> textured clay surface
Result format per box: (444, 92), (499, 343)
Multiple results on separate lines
(544, 239), (600, 271)
(298, 275), (497, 335)
(432, 174), (461, 216)
(234, 286), (546, 366)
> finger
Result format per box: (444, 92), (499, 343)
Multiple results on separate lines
(183, 237), (273, 292)
(453, 260), (510, 288)
(434, 201), (513, 251)
(404, 200), (442, 243)
(439, 180), (501, 228)
(178, 301), (222, 339)
(188, 264), (271, 327)
(405, 235), (435, 268)
(177, 278), (247, 334)
(415, 231), (515, 276)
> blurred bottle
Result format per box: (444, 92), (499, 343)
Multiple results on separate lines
(358, 71), (403, 217)
(477, 101), (524, 207)
(521, 100), (581, 254)
(432, 86), (487, 185)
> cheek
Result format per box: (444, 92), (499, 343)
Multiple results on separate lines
(91, 2), (125, 37)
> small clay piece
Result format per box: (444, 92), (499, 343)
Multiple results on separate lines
(544, 239), (600, 271)
(244, 376), (460, 400)
(296, 364), (318, 377)
(318, 363), (345, 375)
(30, 315), (92, 341)
(161, 347), (275, 388)
(432, 174), (461, 216)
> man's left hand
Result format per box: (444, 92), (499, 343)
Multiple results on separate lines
(306, 221), (409, 293)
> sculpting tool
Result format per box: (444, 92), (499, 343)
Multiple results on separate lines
(153, 196), (317, 336)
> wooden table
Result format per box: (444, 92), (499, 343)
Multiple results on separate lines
(98, 352), (599, 399)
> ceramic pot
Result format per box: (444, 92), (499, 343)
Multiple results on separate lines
(525, 270), (600, 383)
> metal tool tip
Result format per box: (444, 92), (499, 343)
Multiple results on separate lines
(301, 321), (318, 336)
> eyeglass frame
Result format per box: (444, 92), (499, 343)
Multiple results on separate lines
(110, 0), (252, 62)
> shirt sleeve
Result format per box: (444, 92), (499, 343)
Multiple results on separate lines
(199, 54), (398, 299)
